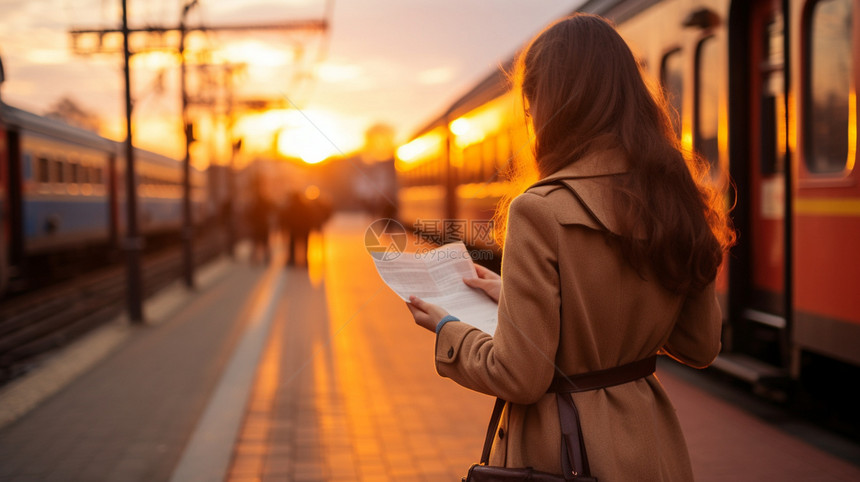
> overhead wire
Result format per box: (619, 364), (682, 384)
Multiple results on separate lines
(291, 0), (335, 108)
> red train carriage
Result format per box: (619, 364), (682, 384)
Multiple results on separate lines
(720, 0), (860, 382)
(395, 0), (860, 386)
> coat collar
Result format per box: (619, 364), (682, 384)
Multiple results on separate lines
(527, 148), (631, 236)
(532, 148), (630, 187)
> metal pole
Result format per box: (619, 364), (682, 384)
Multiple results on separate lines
(180, 0), (198, 288)
(444, 113), (457, 221)
(121, 0), (144, 322)
(226, 67), (237, 258)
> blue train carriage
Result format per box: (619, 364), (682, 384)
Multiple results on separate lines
(1, 103), (116, 259)
(130, 148), (208, 235)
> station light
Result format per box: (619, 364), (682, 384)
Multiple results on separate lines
(305, 184), (321, 200)
(396, 136), (432, 162)
(449, 117), (472, 136)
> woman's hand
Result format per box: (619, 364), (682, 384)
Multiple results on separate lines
(407, 296), (449, 332)
(463, 263), (502, 303)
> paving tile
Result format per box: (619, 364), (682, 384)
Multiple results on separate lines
(261, 456), (291, 477)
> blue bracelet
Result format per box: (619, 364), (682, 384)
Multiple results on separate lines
(436, 315), (460, 335)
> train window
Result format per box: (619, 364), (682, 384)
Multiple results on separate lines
(38, 157), (50, 183)
(464, 144), (482, 183)
(482, 136), (497, 180)
(661, 49), (684, 139)
(80, 165), (90, 184)
(70, 162), (80, 183)
(497, 133), (511, 173)
(758, 11), (787, 176)
(94, 167), (104, 185)
(805, 0), (854, 174)
(54, 159), (65, 183)
(499, 130), (516, 180)
(695, 36), (721, 170)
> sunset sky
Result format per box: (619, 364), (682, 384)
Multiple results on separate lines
(0, 0), (582, 166)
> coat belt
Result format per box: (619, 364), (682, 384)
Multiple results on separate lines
(547, 356), (657, 393)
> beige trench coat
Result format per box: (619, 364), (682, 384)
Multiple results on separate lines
(435, 149), (722, 481)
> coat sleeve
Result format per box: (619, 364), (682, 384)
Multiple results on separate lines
(434, 192), (561, 404)
(661, 282), (722, 368)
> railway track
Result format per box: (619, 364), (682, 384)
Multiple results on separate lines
(0, 233), (228, 385)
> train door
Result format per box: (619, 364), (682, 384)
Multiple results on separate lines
(730, 0), (790, 369)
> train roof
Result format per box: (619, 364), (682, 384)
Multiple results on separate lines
(133, 146), (188, 169)
(1, 102), (191, 169)
(0, 102), (116, 151)
(578, 0), (662, 24)
(406, 0), (662, 140)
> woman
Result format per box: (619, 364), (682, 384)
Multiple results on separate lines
(406, 13), (734, 480)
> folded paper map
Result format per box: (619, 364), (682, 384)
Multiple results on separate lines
(370, 242), (498, 335)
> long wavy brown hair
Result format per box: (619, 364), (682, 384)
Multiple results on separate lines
(496, 13), (735, 294)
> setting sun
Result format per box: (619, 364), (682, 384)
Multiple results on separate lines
(232, 108), (360, 164)
(277, 127), (337, 164)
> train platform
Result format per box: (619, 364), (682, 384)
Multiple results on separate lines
(0, 212), (859, 481)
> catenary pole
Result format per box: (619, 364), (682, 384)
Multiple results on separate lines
(70, 9), (328, 295)
(121, 0), (144, 322)
(180, 0), (199, 288)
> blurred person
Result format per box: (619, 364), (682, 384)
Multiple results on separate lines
(281, 191), (313, 267)
(310, 194), (333, 233)
(406, 14), (734, 480)
(247, 190), (273, 265)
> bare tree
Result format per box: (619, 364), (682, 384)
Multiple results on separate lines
(44, 96), (101, 132)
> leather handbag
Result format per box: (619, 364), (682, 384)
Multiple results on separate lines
(463, 356), (657, 482)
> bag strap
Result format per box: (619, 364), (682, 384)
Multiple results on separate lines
(479, 397), (506, 465)
(477, 396), (581, 480)
(550, 356), (657, 478)
(557, 392), (589, 478)
(477, 357), (657, 478)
